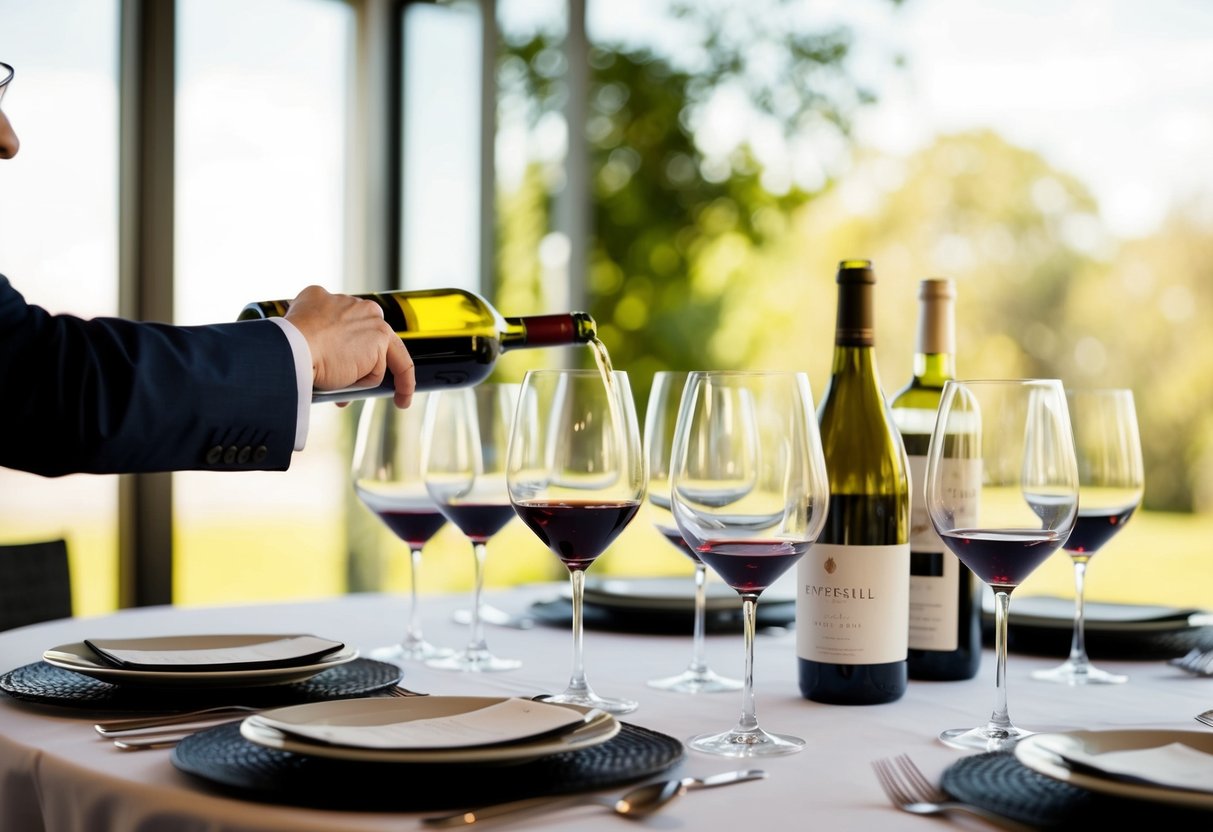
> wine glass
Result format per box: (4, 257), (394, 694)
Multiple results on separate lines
(644, 371), (742, 694)
(925, 379), (1079, 752)
(351, 394), (453, 663)
(670, 371), (829, 757)
(507, 368), (646, 714)
(1032, 388), (1144, 685)
(422, 383), (522, 672)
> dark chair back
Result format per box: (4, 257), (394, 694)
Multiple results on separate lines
(0, 539), (73, 631)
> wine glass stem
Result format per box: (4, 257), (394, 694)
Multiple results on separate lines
(404, 545), (425, 646)
(988, 589), (1014, 734)
(1067, 557), (1091, 667)
(689, 564), (709, 674)
(465, 541), (489, 654)
(736, 593), (759, 734)
(566, 568), (590, 696)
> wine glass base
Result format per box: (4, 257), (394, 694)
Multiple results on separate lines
(939, 724), (1034, 753)
(687, 726), (805, 758)
(369, 641), (454, 664)
(646, 667), (743, 694)
(1031, 660), (1127, 685)
(536, 690), (638, 715)
(424, 651), (521, 673)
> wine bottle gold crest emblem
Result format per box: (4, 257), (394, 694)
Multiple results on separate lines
(824, 557), (837, 575)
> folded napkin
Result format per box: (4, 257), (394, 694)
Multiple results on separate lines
(1051, 740), (1213, 794)
(84, 635), (345, 671)
(252, 698), (592, 750)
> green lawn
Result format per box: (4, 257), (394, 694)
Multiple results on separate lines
(57, 506), (1213, 615)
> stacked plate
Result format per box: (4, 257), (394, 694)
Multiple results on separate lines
(239, 695), (620, 764)
(42, 634), (358, 688)
(1015, 728), (1213, 810)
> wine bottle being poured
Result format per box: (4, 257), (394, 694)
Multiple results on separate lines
(239, 288), (598, 402)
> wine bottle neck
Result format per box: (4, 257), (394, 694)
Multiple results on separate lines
(833, 260), (875, 347)
(912, 352), (955, 387)
(500, 312), (597, 350)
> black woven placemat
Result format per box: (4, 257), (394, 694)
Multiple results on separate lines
(941, 751), (1213, 826)
(529, 597), (794, 635)
(0, 659), (403, 711)
(171, 720), (686, 812)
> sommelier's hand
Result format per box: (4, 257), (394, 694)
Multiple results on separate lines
(284, 285), (415, 409)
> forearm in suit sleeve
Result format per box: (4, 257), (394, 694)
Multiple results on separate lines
(0, 275), (299, 477)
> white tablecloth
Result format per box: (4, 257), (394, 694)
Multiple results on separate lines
(0, 584), (1208, 831)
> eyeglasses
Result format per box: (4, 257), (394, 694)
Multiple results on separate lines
(0, 62), (12, 104)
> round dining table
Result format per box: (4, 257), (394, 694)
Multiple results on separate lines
(0, 582), (1209, 831)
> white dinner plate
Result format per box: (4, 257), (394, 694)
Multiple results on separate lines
(43, 637), (358, 687)
(579, 575), (795, 613)
(1015, 729), (1213, 810)
(240, 696), (620, 764)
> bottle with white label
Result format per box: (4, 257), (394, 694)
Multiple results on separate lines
(891, 278), (981, 681)
(797, 259), (910, 705)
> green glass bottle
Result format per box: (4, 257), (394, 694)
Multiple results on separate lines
(797, 259), (910, 705)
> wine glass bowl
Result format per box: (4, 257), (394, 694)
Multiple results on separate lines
(422, 384), (522, 673)
(1031, 388), (1144, 686)
(670, 371), (829, 757)
(351, 395), (453, 663)
(925, 379), (1079, 752)
(507, 368), (646, 714)
(643, 371), (742, 694)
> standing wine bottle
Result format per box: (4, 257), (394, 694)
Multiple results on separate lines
(240, 288), (597, 402)
(891, 279), (981, 681)
(797, 259), (910, 705)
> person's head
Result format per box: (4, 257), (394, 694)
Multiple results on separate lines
(0, 62), (20, 159)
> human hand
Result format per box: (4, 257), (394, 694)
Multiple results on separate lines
(284, 285), (415, 408)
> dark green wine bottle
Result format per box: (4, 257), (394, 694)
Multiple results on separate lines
(891, 278), (981, 681)
(797, 259), (910, 705)
(240, 288), (596, 403)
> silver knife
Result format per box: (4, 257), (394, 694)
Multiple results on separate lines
(421, 769), (767, 827)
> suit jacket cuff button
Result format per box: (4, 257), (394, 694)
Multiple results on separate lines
(254, 445), (268, 463)
(206, 445), (223, 465)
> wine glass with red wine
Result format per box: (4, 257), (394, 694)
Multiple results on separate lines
(1032, 388), (1144, 686)
(422, 383), (522, 673)
(925, 378), (1079, 752)
(644, 371), (742, 694)
(670, 371), (829, 757)
(507, 368), (646, 714)
(352, 394), (453, 663)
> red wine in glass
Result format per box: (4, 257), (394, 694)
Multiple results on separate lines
(513, 499), (641, 571)
(440, 504), (517, 544)
(695, 539), (812, 594)
(1064, 505), (1137, 555)
(373, 509), (448, 549)
(939, 528), (1066, 591)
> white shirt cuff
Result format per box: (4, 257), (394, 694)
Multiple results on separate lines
(267, 317), (312, 451)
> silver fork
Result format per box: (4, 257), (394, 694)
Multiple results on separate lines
(1171, 647), (1213, 676)
(871, 754), (1036, 831)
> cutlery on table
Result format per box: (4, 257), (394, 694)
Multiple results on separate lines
(871, 754), (1035, 832)
(1196, 710), (1213, 729)
(95, 705), (261, 735)
(452, 605), (535, 630)
(420, 769), (766, 827)
(1172, 647), (1213, 677)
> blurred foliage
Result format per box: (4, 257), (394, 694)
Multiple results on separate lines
(492, 0), (1213, 514)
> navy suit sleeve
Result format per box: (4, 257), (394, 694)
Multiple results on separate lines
(0, 274), (299, 477)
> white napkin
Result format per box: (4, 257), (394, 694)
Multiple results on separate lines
(84, 635), (344, 671)
(253, 699), (590, 750)
(1057, 742), (1213, 794)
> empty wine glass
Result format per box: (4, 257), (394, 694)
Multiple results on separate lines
(351, 394), (453, 663)
(507, 368), (646, 714)
(1032, 388), (1144, 685)
(671, 371), (829, 756)
(644, 371), (742, 694)
(423, 383), (522, 673)
(926, 379), (1079, 752)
